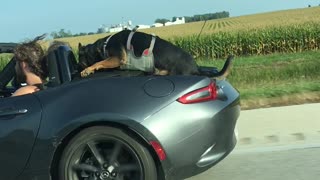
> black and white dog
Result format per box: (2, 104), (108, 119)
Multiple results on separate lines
(78, 28), (200, 77)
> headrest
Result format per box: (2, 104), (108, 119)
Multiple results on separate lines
(46, 45), (78, 87)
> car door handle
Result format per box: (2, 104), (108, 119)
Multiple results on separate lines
(0, 109), (28, 117)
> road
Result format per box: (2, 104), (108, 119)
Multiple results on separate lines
(188, 103), (320, 180)
(188, 146), (320, 180)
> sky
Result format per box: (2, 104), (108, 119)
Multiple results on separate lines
(1, 0), (319, 42)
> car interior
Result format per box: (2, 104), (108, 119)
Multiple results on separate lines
(0, 45), (147, 98)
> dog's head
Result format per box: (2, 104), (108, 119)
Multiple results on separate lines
(78, 42), (107, 69)
(79, 43), (106, 66)
(78, 43), (93, 69)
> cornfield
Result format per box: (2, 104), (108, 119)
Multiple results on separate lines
(1, 7), (320, 62)
(171, 22), (320, 59)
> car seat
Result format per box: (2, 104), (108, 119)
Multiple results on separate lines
(46, 45), (78, 87)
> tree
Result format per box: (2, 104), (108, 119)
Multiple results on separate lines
(73, 32), (88, 37)
(97, 28), (106, 34)
(172, 16), (177, 22)
(157, 11), (230, 24)
(79, 32), (88, 36)
(50, 29), (73, 39)
(155, 18), (170, 24)
(50, 31), (59, 39)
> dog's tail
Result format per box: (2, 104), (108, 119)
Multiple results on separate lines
(198, 55), (234, 78)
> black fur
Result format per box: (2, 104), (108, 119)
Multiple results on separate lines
(78, 30), (199, 75)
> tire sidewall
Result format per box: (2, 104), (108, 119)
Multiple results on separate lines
(58, 126), (157, 180)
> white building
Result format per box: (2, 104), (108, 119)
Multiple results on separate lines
(98, 17), (185, 34)
(137, 25), (151, 29)
(151, 23), (164, 28)
(108, 26), (124, 33)
(98, 21), (132, 33)
(174, 17), (185, 25)
(165, 17), (186, 26)
(164, 21), (174, 26)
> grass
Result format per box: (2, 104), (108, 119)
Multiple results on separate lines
(197, 50), (320, 108)
(0, 54), (12, 71)
(198, 51), (320, 86)
(239, 81), (320, 99)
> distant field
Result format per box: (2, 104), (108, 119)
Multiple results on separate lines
(56, 7), (320, 42)
(199, 6), (320, 34)
(3, 7), (320, 64)
(54, 7), (320, 59)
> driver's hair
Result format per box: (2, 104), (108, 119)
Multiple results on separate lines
(14, 38), (48, 80)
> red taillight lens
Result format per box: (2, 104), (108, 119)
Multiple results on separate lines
(178, 82), (217, 104)
(150, 141), (166, 161)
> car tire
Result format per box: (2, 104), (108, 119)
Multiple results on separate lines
(58, 126), (157, 180)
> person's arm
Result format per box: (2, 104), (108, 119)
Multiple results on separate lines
(11, 86), (39, 97)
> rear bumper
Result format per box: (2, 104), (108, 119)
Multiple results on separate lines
(170, 135), (237, 180)
(197, 127), (237, 168)
(167, 101), (240, 180)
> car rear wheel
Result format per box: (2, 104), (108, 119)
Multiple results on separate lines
(58, 126), (157, 180)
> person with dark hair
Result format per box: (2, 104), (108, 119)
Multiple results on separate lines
(12, 37), (48, 96)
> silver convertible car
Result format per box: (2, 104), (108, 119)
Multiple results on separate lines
(0, 43), (240, 180)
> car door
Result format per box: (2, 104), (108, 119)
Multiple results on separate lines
(0, 94), (42, 180)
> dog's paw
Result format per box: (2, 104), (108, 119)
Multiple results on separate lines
(81, 68), (94, 77)
(120, 59), (127, 65)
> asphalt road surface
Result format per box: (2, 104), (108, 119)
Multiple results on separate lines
(187, 145), (320, 180)
(188, 103), (320, 180)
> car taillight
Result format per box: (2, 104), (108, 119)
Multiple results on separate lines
(178, 82), (217, 104)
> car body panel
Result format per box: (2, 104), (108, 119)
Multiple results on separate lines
(19, 75), (216, 178)
(0, 94), (42, 180)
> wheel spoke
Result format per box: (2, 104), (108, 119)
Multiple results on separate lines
(109, 141), (122, 164)
(118, 163), (140, 172)
(73, 163), (98, 173)
(87, 141), (105, 166)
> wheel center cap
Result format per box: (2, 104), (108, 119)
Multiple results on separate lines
(100, 170), (110, 179)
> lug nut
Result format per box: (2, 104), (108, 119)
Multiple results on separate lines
(103, 163), (108, 169)
(111, 172), (117, 177)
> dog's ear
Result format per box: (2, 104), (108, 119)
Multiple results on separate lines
(78, 43), (82, 50)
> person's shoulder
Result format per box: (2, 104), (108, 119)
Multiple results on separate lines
(12, 85), (39, 97)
